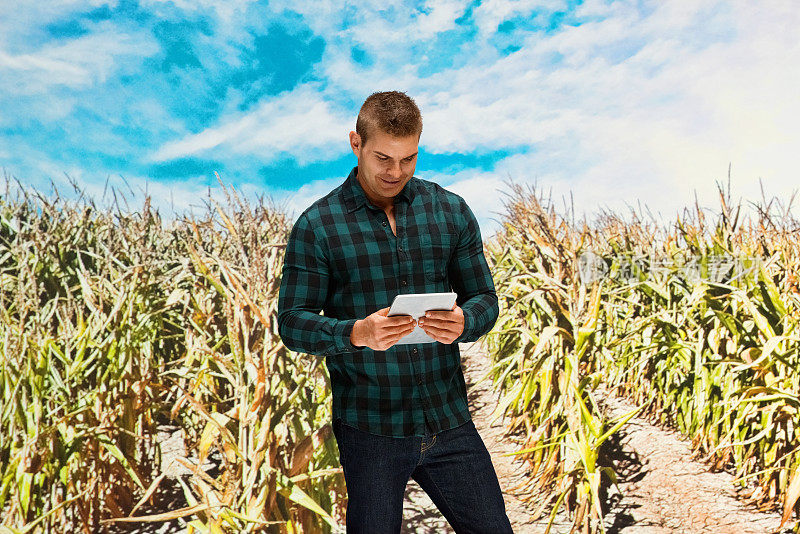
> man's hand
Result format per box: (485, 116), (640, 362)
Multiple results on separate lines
(417, 303), (464, 344)
(350, 307), (416, 351)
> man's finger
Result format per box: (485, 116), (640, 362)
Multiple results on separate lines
(387, 320), (415, 333)
(421, 322), (452, 335)
(420, 326), (440, 342)
(425, 310), (456, 317)
(421, 313), (456, 323)
(388, 314), (415, 326)
(422, 322), (456, 343)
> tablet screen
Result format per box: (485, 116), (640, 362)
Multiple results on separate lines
(387, 292), (457, 344)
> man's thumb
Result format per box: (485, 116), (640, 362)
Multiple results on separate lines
(378, 306), (390, 316)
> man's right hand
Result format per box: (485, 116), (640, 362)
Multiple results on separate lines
(350, 307), (416, 351)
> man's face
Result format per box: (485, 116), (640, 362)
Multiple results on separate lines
(349, 128), (419, 208)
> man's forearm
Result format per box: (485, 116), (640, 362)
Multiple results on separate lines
(456, 290), (499, 343)
(278, 309), (360, 357)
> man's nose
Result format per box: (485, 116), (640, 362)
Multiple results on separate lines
(388, 161), (402, 178)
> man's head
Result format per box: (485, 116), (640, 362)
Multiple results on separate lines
(349, 91), (422, 209)
(355, 91), (422, 144)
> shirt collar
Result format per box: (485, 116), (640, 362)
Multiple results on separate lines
(342, 166), (416, 213)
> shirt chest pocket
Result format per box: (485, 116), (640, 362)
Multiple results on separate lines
(420, 233), (453, 282)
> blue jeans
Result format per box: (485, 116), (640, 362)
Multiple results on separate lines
(332, 417), (514, 533)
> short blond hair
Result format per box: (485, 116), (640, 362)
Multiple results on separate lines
(356, 91), (422, 145)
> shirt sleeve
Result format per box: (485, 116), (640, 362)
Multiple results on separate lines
(277, 211), (360, 357)
(448, 197), (499, 344)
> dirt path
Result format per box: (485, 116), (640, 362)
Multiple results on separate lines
(597, 388), (792, 533)
(400, 340), (795, 533)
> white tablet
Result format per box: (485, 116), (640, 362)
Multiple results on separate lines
(387, 292), (458, 345)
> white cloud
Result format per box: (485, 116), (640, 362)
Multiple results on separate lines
(139, 0), (254, 20)
(416, 0), (470, 37)
(0, 1), (115, 47)
(149, 84), (352, 164)
(268, 0), (471, 55)
(472, 0), (567, 36)
(345, 0), (469, 52)
(138, 0), (261, 36)
(0, 21), (157, 95)
(573, 0), (630, 19)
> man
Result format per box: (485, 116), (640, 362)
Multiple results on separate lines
(277, 91), (513, 534)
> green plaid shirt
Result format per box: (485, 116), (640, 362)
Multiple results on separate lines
(277, 166), (498, 437)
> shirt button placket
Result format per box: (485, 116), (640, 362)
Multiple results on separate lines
(399, 240), (407, 288)
(413, 348), (424, 388)
(412, 347), (430, 433)
(396, 204), (410, 289)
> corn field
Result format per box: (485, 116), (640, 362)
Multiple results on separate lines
(1, 175), (344, 533)
(483, 175), (800, 533)
(2, 172), (799, 533)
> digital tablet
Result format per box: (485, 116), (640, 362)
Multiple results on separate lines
(387, 292), (458, 344)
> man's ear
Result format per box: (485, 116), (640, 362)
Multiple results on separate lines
(349, 131), (361, 156)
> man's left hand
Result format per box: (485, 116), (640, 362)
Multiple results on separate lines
(417, 303), (464, 344)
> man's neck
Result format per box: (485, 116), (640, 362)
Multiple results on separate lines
(357, 168), (394, 211)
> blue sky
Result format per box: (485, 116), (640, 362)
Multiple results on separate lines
(1, 1), (798, 240)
